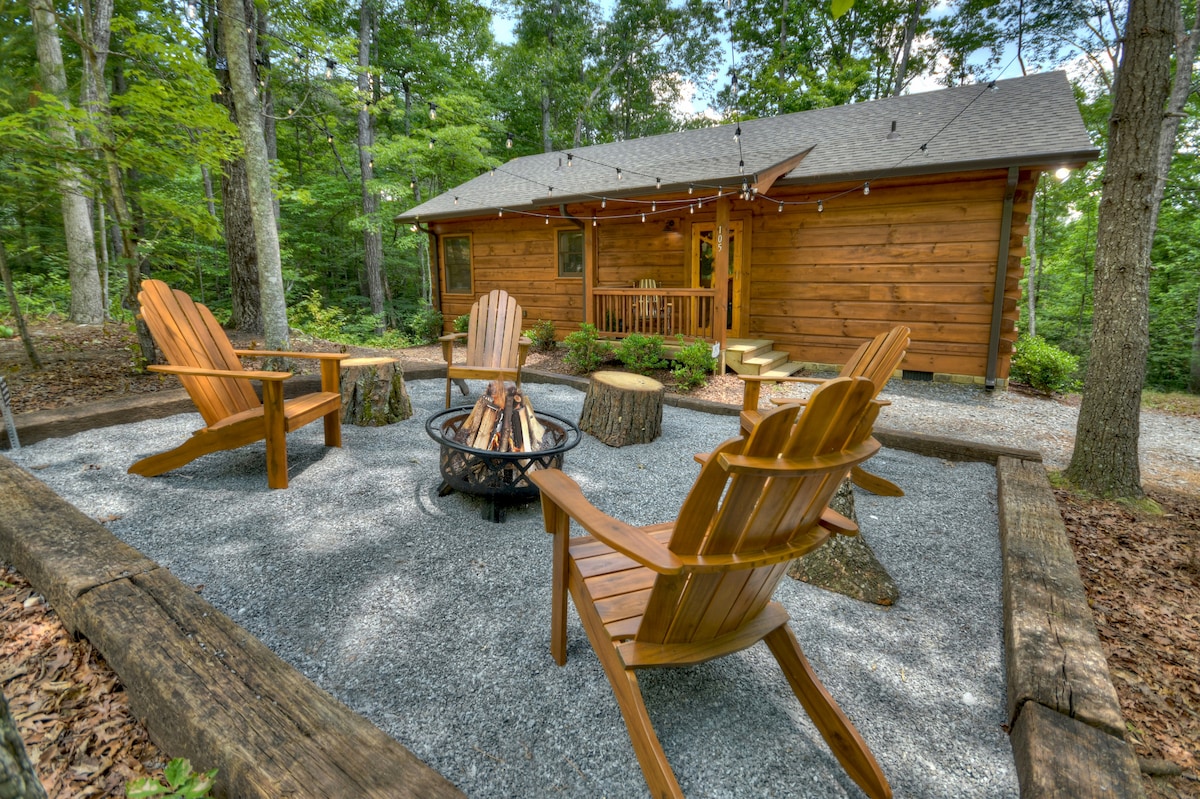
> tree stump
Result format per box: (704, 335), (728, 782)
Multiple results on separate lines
(788, 478), (900, 606)
(339, 357), (412, 426)
(579, 371), (664, 447)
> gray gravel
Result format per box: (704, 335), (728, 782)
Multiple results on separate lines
(10, 379), (1017, 798)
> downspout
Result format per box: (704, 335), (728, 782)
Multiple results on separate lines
(986, 166), (1019, 391)
(416, 221), (440, 313)
(560, 204), (586, 327)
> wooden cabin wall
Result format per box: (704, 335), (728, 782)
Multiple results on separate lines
(593, 216), (689, 287)
(747, 169), (1036, 379)
(431, 215), (586, 333)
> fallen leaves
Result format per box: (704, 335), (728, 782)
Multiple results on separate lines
(1057, 487), (1200, 798)
(1, 564), (167, 798)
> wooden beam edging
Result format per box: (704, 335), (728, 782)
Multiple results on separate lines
(0, 457), (464, 799)
(996, 456), (1144, 798)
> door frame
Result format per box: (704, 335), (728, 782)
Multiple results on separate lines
(689, 217), (748, 338)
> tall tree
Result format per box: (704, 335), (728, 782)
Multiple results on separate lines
(218, 0), (289, 350)
(358, 0), (385, 329)
(28, 0), (103, 324)
(1064, 0), (1183, 497)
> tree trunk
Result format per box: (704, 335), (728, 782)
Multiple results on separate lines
(579, 372), (663, 446)
(787, 480), (899, 606)
(1191, 288), (1200, 393)
(1025, 178), (1039, 338)
(1065, 0), (1178, 498)
(218, 0), (289, 351)
(0, 241), (41, 370)
(358, 0), (385, 331)
(29, 0), (103, 325)
(0, 689), (48, 799)
(892, 0), (921, 96)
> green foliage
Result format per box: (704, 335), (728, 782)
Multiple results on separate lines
(524, 318), (557, 352)
(453, 313), (471, 334)
(125, 758), (216, 799)
(293, 290), (348, 341)
(1010, 335), (1080, 394)
(563, 323), (614, 373)
(0, 325), (13, 338)
(405, 304), (444, 345)
(671, 336), (718, 390)
(615, 333), (668, 375)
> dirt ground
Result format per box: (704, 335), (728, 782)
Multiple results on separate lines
(2, 321), (1197, 798)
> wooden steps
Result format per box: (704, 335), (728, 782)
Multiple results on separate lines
(725, 339), (802, 377)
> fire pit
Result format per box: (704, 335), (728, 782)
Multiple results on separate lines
(425, 405), (581, 522)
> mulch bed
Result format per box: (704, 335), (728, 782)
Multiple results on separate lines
(3, 320), (1199, 796)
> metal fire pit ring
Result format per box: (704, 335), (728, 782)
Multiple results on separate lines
(425, 406), (582, 522)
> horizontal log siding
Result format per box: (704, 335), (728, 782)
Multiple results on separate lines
(749, 170), (1035, 377)
(432, 216), (586, 334)
(594, 216), (689, 287)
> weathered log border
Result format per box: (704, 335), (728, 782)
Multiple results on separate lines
(0, 363), (1143, 797)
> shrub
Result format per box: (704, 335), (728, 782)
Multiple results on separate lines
(293, 289), (347, 340)
(0, 325), (13, 338)
(1010, 335), (1080, 393)
(405, 303), (444, 344)
(453, 313), (471, 334)
(563, 323), (614, 373)
(524, 318), (557, 352)
(671, 336), (718, 390)
(615, 333), (668, 375)
(126, 758), (216, 798)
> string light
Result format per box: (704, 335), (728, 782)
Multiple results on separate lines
(863, 182), (870, 195)
(453, 196), (458, 205)
(567, 153), (574, 167)
(547, 186), (554, 197)
(651, 201), (656, 212)
(817, 200), (823, 213)
(506, 132), (513, 149)
(641, 212), (646, 222)
(738, 159), (744, 174)
(592, 215), (597, 226)
(655, 177), (661, 189)
(327, 134), (333, 144)
(428, 102), (437, 120)
(186, 0), (195, 18)
(690, 203), (695, 214)
(734, 125), (741, 142)
(325, 57), (335, 79)
(498, 208), (503, 217)
(688, 184), (694, 195)
(545, 217), (549, 224)
(429, 138), (436, 149)
(778, 202), (783, 212)
(601, 198), (606, 208)
(616, 168), (623, 181)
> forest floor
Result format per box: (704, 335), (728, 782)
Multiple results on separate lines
(1, 320), (1197, 798)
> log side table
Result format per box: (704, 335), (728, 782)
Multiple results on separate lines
(339, 357), (412, 426)
(579, 371), (664, 447)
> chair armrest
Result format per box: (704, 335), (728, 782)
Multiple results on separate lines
(530, 469), (684, 574)
(439, 333), (466, 364)
(518, 337), (531, 367)
(819, 507), (859, 536)
(232, 350), (351, 361)
(147, 364), (292, 382)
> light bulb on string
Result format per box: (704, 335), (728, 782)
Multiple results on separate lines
(429, 138), (435, 149)
(410, 224), (418, 232)
(641, 212), (646, 222)
(688, 184), (694, 195)
(287, 107), (295, 116)
(601, 198), (606, 209)
(505, 132), (513, 149)
(567, 153), (574, 167)
(863, 182), (870, 195)
(498, 208), (503, 217)
(186, 0), (195, 18)
(327, 134), (333, 144)
(734, 125), (741, 142)
(325, 58), (335, 79)
(616, 168), (622, 181)
(545, 217), (549, 225)
(428, 102), (437, 120)
(690, 203), (695, 214)
(655, 177), (661, 189)
(651, 201), (656, 212)
(738, 160), (745, 175)
(592, 216), (597, 227)
(453, 196), (458, 205)
(548, 187), (554, 197)
(777, 201), (783, 213)
(817, 200), (823, 213)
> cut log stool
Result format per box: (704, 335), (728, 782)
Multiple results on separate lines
(339, 357), (412, 426)
(579, 371), (664, 447)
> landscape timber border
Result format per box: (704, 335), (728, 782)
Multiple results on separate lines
(0, 363), (1145, 798)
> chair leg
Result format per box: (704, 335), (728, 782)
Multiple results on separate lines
(571, 578), (683, 799)
(323, 409), (342, 448)
(444, 378), (452, 409)
(764, 625), (892, 799)
(550, 526), (570, 666)
(262, 382), (288, 490)
(850, 465), (903, 497)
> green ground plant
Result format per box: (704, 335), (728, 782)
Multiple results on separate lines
(615, 333), (668, 374)
(671, 336), (718, 390)
(453, 313), (471, 334)
(125, 758), (216, 799)
(563, 323), (614, 373)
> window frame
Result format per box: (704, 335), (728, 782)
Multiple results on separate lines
(442, 234), (474, 295)
(555, 227), (585, 279)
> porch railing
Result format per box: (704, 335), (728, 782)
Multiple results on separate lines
(592, 287), (719, 343)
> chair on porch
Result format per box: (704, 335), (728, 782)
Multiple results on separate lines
(634, 278), (672, 335)
(529, 377), (892, 799)
(737, 325), (910, 496)
(127, 279), (349, 489)
(439, 289), (531, 408)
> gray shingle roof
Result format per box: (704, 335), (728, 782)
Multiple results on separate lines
(398, 71), (1097, 222)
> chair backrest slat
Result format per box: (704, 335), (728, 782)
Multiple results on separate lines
(466, 289), (523, 370)
(138, 280), (260, 425)
(637, 377), (880, 646)
(840, 325), (910, 390)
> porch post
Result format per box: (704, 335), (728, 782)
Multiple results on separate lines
(715, 197), (731, 356)
(584, 216), (596, 326)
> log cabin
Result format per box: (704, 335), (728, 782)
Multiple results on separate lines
(396, 71), (1098, 386)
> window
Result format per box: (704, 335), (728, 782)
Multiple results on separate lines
(443, 235), (472, 294)
(557, 229), (584, 277)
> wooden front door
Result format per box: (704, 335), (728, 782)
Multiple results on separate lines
(691, 221), (744, 337)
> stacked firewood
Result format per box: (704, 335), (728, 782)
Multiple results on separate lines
(453, 380), (553, 453)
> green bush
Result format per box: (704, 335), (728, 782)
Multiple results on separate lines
(453, 313), (471, 334)
(1010, 335), (1080, 393)
(671, 336), (718, 390)
(0, 325), (14, 338)
(292, 289), (347, 340)
(405, 303), (444, 344)
(563, 323), (614, 373)
(615, 333), (668, 375)
(524, 319), (557, 352)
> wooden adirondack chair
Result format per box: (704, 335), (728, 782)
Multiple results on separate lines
(738, 325), (910, 497)
(127, 280), (350, 489)
(439, 289), (530, 408)
(530, 377), (892, 799)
